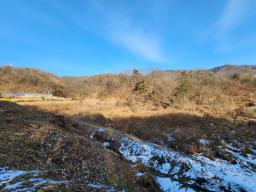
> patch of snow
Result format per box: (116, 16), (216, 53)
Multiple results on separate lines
(0, 167), (35, 181)
(97, 128), (105, 133)
(222, 142), (256, 167)
(87, 183), (116, 192)
(225, 142), (241, 151)
(87, 183), (108, 189)
(119, 136), (256, 192)
(0, 167), (36, 189)
(199, 139), (210, 146)
(0, 167), (66, 191)
(90, 127), (105, 139)
(250, 147), (256, 154)
(156, 177), (195, 192)
(89, 133), (95, 139)
(225, 148), (256, 165)
(104, 141), (110, 148)
(167, 133), (174, 143)
(29, 177), (63, 187)
(4, 181), (24, 190)
(165, 133), (175, 148)
(192, 155), (256, 192)
(136, 172), (145, 177)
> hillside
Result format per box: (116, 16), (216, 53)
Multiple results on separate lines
(211, 64), (256, 76)
(0, 99), (256, 191)
(0, 66), (66, 96)
(0, 101), (149, 191)
(1, 64), (256, 112)
(0, 64), (256, 191)
(1, 64), (256, 93)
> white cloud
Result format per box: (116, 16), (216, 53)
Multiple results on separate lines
(108, 16), (165, 63)
(216, 0), (252, 36)
(54, 0), (166, 63)
(111, 29), (165, 63)
(209, 0), (255, 52)
(96, 1), (166, 63)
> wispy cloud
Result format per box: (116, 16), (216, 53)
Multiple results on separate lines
(216, 0), (252, 36)
(106, 11), (165, 63)
(53, 0), (166, 63)
(111, 28), (165, 63)
(211, 0), (255, 52)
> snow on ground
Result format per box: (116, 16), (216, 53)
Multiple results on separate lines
(135, 172), (145, 177)
(87, 183), (126, 192)
(90, 127), (105, 139)
(225, 148), (256, 165)
(104, 141), (110, 148)
(87, 183), (114, 191)
(167, 133), (174, 143)
(0, 167), (66, 191)
(222, 142), (256, 167)
(155, 177), (195, 192)
(199, 139), (210, 146)
(119, 137), (256, 192)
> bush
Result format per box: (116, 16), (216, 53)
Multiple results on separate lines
(231, 73), (240, 80)
(133, 80), (149, 93)
(51, 86), (66, 97)
(171, 71), (190, 103)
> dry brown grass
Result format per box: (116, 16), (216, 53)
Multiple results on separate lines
(2, 66), (256, 159)
(14, 97), (256, 158)
(1, 66), (256, 114)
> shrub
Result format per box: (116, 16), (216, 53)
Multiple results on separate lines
(133, 80), (149, 93)
(231, 73), (240, 80)
(171, 71), (190, 103)
(51, 86), (66, 97)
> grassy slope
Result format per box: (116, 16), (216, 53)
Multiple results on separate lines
(0, 66), (65, 93)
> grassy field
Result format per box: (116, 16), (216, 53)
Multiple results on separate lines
(8, 97), (254, 158)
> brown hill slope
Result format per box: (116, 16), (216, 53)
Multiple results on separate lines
(0, 66), (66, 95)
(211, 64), (256, 76)
(0, 101), (152, 191)
(1, 65), (256, 110)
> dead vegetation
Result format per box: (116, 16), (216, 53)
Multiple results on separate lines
(0, 101), (151, 191)
(1, 65), (256, 191)
(1, 65), (256, 116)
(73, 111), (256, 159)
(17, 96), (256, 162)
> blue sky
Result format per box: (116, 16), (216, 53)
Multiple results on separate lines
(0, 0), (256, 76)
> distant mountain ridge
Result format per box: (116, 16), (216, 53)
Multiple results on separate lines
(210, 64), (256, 75)
(162, 64), (256, 75)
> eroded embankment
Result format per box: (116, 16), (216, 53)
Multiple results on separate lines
(89, 125), (256, 192)
(0, 101), (149, 192)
